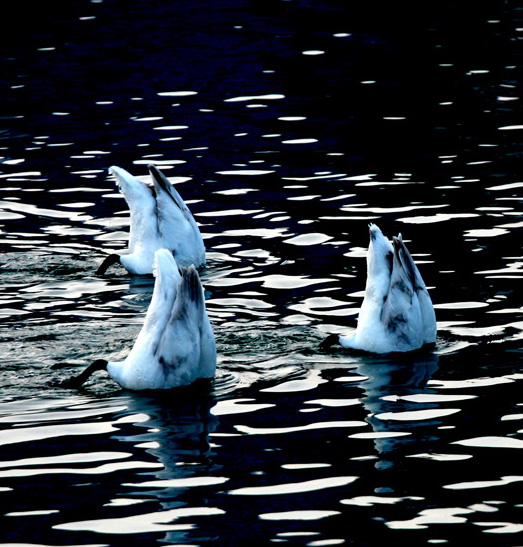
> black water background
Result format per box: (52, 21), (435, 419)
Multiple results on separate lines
(0, 1), (522, 546)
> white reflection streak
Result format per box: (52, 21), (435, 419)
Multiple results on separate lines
(0, 451), (130, 469)
(340, 204), (447, 214)
(208, 273), (333, 289)
(375, 408), (461, 422)
(211, 398), (275, 416)
(341, 495), (423, 507)
(54, 507), (224, 534)
(444, 475), (523, 491)
(486, 181), (523, 191)
(386, 507), (474, 530)
(0, 421), (118, 447)
(398, 213), (478, 224)
(235, 420), (365, 435)
(124, 477), (229, 489)
(0, 199), (91, 221)
(452, 436), (523, 449)
(475, 522), (523, 534)
(229, 476), (357, 496)
(259, 510), (340, 521)
(225, 94), (285, 102)
(216, 170), (275, 175)
(429, 377), (514, 389)
(0, 405), (128, 424)
(0, 460), (162, 479)
(284, 233), (332, 246)
(157, 91), (198, 97)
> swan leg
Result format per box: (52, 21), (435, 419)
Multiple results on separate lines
(58, 359), (108, 389)
(96, 254), (120, 275)
(319, 333), (341, 351)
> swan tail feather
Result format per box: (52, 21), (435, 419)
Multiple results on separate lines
(178, 265), (204, 310)
(148, 164), (190, 217)
(393, 235), (419, 290)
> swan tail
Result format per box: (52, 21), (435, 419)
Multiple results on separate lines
(393, 235), (418, 289)
(394, 234), (432, 292)
(153, 249), (180, 280)
(148, 165), (205, 268)
(153, 265), (206, 383)
(109, 166), (157, 252)
(145, 250), (181, 331)
(178, 265), (205, 313)
(148, 164), (190, 218)
(178, 267), (216, 377)
(110, 165), (153, 195)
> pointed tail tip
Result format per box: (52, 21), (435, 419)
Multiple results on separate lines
(392, 234), (405, 249)
(108, 165), (136, 184)
(148, 164), (164, 181)
(153, 248), (178, 277)
(181, 265), (202, 304)
(109, 165), (123, 176)
(148, 164), (171, 193)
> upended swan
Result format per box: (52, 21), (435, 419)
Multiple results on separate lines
(62, 248), (216, 390)
(96, 165), (205, 275)
(321, 223), (436, 353)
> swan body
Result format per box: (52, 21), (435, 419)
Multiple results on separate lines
(322, 223), (436, 354)
(97, 165), (205, 275)
(65, 249), (216, 390)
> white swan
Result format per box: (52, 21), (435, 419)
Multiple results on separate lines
(97, 165), (205, 275)
(321, 223), (436, 353)
(63, 249), (216, 390)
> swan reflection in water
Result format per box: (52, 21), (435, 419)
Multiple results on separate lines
(118, 387), (219, 469)
(355, 351), (440, 468)
(104, 388), (221, 543)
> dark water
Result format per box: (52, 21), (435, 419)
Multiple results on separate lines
(1, 0), (522, 545)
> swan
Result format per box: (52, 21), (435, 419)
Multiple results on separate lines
(61, 248), (216, 390)
(321, 223), (436, 353)
(96, 164), (205, 275)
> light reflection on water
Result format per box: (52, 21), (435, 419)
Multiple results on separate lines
(1, 170), (523, 543)
(1, 0), (523, 545)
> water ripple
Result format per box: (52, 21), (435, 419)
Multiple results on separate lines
(1, 2), (523, 545)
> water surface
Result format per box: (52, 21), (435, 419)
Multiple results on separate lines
(1, 1), (522, 545)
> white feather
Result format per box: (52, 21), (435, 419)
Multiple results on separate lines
(106, 249), (216, 390)
(101, 165), (205, 275)
(338, 223), (436, 353)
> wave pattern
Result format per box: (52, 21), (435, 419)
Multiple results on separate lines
(0, 0), (522, 545)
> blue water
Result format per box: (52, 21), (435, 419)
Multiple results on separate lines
(1, 1), (522, 545)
